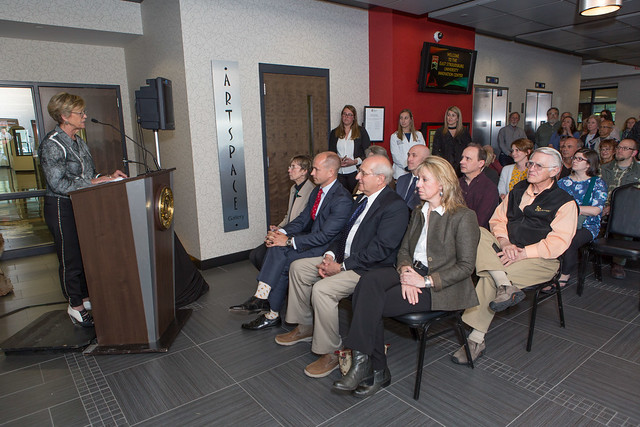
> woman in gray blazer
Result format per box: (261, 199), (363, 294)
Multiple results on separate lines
(333, 156), (480, 397)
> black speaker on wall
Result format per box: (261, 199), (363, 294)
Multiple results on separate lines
(135, 77), (175, 130)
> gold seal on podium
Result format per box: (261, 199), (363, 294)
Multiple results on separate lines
(156, 186), (174, 230)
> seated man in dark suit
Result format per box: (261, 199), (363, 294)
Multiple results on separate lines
(249, 155), (315, 270)
(275, 155), (410, 378)
(230, 152), (352, 330)
(459, 143), (500, 229)
(395, 144), (430, 210)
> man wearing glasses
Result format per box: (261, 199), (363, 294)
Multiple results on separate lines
(600, 139), (640, 279)
(452, 147), (578, 364)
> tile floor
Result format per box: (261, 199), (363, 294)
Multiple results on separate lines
(0, 253), (638, 426)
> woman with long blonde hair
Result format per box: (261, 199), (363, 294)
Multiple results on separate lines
(431, 105), (471, 176)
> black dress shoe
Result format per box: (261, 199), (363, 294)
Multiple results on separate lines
(229, 296), (270, 313)
(333, 350), (373, 391)
(241, 314), (281, 330)
(353, 367), (391, 398)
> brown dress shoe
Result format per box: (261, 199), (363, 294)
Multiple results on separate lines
(275, 324), (313, 346)
(611, 263), (626, 279)
(451, 340), (485, 365)
(304, 353), (339, 378)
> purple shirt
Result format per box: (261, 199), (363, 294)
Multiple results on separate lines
(459, 172), (500, 228)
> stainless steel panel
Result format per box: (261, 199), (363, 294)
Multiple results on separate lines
(491, 88), (508, 149)
(473, 87), (493, 148)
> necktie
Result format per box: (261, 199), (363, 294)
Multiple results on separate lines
(311, 188), (323, 220)
(335, 197), (368, 263)
(404, 176), (417, 202)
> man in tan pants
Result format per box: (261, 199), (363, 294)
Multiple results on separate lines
(452, 147), (578, 364)
(275, 155), (409, 378)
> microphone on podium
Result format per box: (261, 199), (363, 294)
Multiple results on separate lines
(90, 118), (160, 172)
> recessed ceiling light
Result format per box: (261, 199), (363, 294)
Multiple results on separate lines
(579, 0), (622, 16)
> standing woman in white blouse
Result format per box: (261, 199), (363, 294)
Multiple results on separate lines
(329, 105), (371, 193)
(390, 109), (426, 179)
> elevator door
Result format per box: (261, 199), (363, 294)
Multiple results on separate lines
(524, 90), (552, 141)
(472, 87), (508, 152)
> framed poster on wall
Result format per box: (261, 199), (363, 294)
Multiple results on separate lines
(363, 106), (385, 142)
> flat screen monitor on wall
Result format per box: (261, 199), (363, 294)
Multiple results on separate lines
(135, 77), (175, 130)
(418, 43), (477, 95)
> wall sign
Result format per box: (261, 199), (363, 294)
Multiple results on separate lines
(212, 60), (249, 232)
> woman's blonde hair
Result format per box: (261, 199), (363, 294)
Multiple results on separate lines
(443, 105), (463, 136)
(395, 109), (419, 141)
(414, 156), (466, 212)
(47, 92), (85, 125)
(335, 105), (361, 140)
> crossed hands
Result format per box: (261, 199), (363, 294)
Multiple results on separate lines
(316, 255), (341, 278)
(495, 238), (526, 267)
(265, 227), (287, 247)
(399, 266), (424, 305)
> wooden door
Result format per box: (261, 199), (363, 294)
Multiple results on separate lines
(262, 72), (329, 224)
(38, 86), (125, 175)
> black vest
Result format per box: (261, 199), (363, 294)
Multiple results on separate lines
(506, 180), (575, 248)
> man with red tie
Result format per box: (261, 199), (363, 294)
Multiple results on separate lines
(275, 155), (409, 378)
(230, 152), (352, 330)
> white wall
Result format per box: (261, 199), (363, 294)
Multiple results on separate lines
(179, 0), (370, 260)
(473, 35), (582, 119)
(581, 63), (640, 125)
(0, 37), (134, 156)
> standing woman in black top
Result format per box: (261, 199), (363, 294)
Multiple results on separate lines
(431, 105), (471, 176)
(329, 105), (370, 193)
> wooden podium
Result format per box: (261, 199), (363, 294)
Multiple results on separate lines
(70, 169), (189, 354)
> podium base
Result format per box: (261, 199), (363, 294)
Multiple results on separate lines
(1, 310), (96, 354)
(83, 309), (191, 355)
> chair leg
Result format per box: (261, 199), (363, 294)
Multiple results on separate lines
(577, 246), (588, 296)
(409, 327), (419, 341)
(455, 313), (474, 369)
(413, 322), (431, 400)
(594, 254), (603, 282)
(556, 280), (565, 328)
(527, 289), (540, 352)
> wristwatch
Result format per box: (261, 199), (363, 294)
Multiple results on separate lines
(424, 276), (432, 288)
(286, 237), (292, 247)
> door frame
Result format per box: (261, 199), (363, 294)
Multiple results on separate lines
(0, 80), (127, 259)
(258, 64), (330, 225)
(525, 89), (553, 133)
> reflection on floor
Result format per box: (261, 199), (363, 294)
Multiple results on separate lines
(0, 254), (638, 426)
(0, 167), (52, 252)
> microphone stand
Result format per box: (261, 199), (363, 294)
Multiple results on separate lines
(91, 118), (160, 171)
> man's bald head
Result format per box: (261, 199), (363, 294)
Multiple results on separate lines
(407, 144), (430, 172)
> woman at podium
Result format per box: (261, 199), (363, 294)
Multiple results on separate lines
(39, 92), (127, 327)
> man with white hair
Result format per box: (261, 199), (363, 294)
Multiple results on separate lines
(452, 147), (578, 364)
(277, 155), (409, 378)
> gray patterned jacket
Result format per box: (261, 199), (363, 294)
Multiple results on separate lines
(38, 126), (98, 198)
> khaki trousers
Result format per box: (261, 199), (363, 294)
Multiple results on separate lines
(286, 256), (360, 355)
(462, 228), (559, 334)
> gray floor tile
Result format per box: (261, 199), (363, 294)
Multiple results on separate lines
(0, 363), (44, 398)
(241, 354), (359, 426)
(387, 359), (540, 426)
(507, 301), (628, 350)
(137, 385), (279, 427)
(1, 409), (52, 427)
(510, 397), (601, 426)
(200, 326), (311, 382)
(94, 330), (194, 376)
(484, 321), (594, 384)
(183, 302), (255, 344)
(105, 347), (233, 424)
(560, 351), (640, 422)
(0, 374), (78, 424)
(563, 286), (639, 322)
(321, 391), (439, 426)
(0, 353), (64, 375)
(49, 398), (90, 427)
(601, 322), (640, 364)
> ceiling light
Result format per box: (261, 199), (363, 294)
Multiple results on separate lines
(579, 0), (622, 16)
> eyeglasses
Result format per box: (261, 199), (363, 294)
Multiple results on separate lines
(600, 126), (613, 129)
(71, 110), (87, 116)
(616, 146), (636, 152)
(356, 167), (376, 177)
(525, 161), (555, 170)
(342, 112), (354, 117)
(572, 156), (588, 162)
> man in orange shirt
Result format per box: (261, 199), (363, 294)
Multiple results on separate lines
(452, 147), (578, 364)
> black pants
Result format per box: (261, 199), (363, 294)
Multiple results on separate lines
(562, 227), (594, 275)
(344, 267), (432, 370)
(338, 172), (358, 194)
(43, 196), (88, 307)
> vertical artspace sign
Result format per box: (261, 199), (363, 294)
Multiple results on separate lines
(212, 60), (249, 231)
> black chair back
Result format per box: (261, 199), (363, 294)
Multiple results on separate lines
(607, 183), (640, 239)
